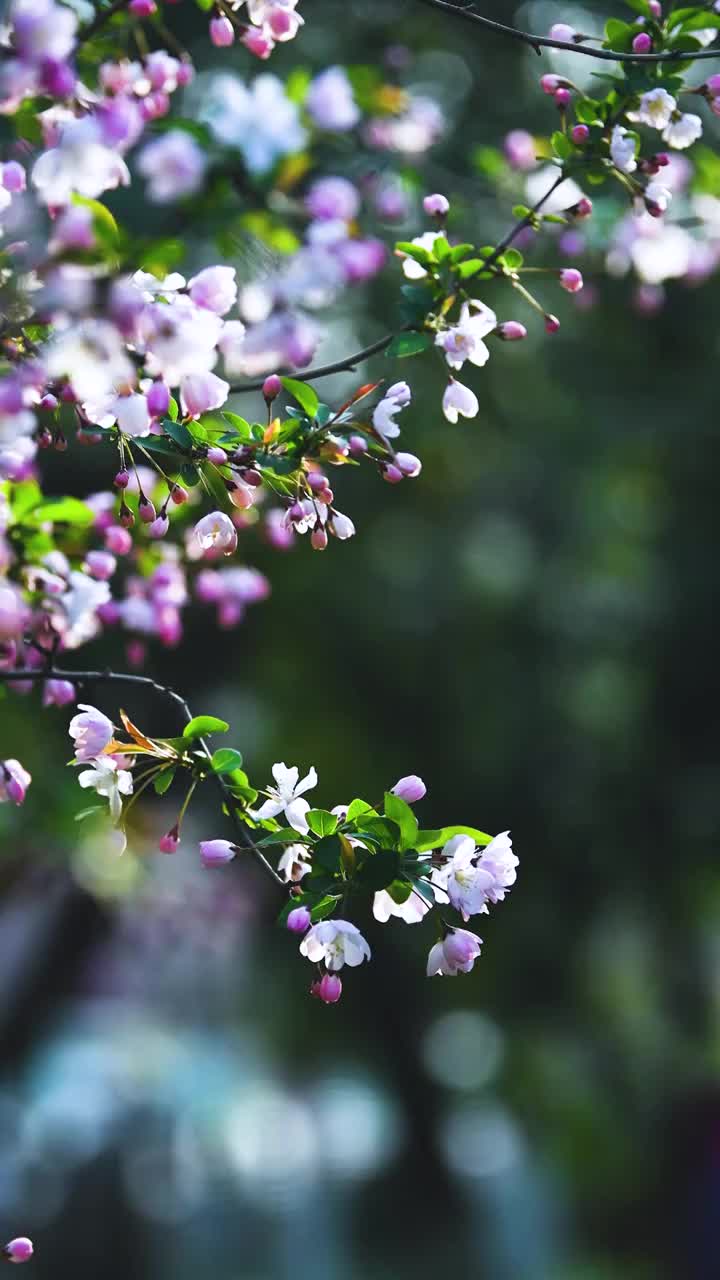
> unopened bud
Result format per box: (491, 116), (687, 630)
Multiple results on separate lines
(263, 374), (282, 403)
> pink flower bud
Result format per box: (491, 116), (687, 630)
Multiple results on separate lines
(200, 839), (237, 868)
(383, 464), (403, 485)
(148, 515), (169, 539)
(210, 14), (235, 46)
(1, 759), (30, 806)
(147, 380), (170, 418)
(1, 163), (25, 194)
(287, 906), (312, 933)
(545, 314), (561, 334)
(130, 0), (156, 13)
(395, 451), (422, 478)
(391, 775), (426, 803)
(308, 472), (328, 493)
(159, 827), (179, 854)
(540, 74), (562, 95)
(648, 0), (661, 17)
(84, 550), (117, 581)
(318, 973), (342, 1004)
(311, 526), (328, 551)
(3, 1239), (33, 1264)
(423, 192), (449, 217)
(559, 268), (584, 293)
(39, 394), (57, 412)
(114, 470), (130, 489)
(554, 87), (571, 108)
(549, 23), (576, 41)
(574, 197), (593, 219)
(632, 32), (652, 53)
(119, 506), (135, 529)
(170, 485), (188, 506)
(348, 434), (368, 456)
(706, 74), (720, 97)
(571, 124), (590, 144)
(207, 446), (228, 465)
(263, 374), (282, 402)
(105, 525), (133, 555)
(138, 499), (156, 524)
(496, 321), (527, 341)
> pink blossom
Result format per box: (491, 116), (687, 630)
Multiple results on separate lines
(200, 838), (237, 868)
(3, 1239), (33, 1264)
(427, 929), (482, 976)
(0, 759), (31, 806)
(391, 775), (426, 803)
(69, 703), (114, 762)
(180, 372), (230, 418)
(188, 266), (238, 316)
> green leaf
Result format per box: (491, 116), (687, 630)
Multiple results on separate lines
(356, 848), (401, 891)
(313, 834), (342, 873)
(167, 397), (179, 422)
(163, 418), (194, 450)
(502, 248), (524, 271)
(456, 258), (486, 279)
(306, 809), (339, 837)
(74, 805), (104, 822)
(414, 825), (492, 853)
(310, 895), (340, 923)
(386, 331), (432, 359)
(551, 131), (573, 162)
(388, 878), (413, 905)
(211, 748), (244, 775)
(221, 411), (252, 438)
(345, 798), (377, 824)
(225, 768), (257, 804)
(280, 377), (319, 420)
(384, 792), (419, 851)
(256, 828), (309, 846)
(183, 715), (229, 739)
(153, 769), (176, 796)
(26, 497), (95, 527)
(356, 816), (402, 848)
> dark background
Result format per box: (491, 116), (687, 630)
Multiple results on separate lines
(0, 2), (719, 1277)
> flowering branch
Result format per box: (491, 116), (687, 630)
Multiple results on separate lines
(0, 665), (284, 886)
(229, 332), (398, 393)
(416, 0), (720, 63)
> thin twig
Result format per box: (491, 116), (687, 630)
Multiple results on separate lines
(0, 667), (284, 887)
(416, 0), (720, 63)
(229, 332), (397, 394)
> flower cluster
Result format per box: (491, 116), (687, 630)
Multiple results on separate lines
(59, 705), (514, 1003)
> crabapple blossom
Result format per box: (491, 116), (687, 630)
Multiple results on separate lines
(631, 89), (676, 130)
(372, 382), (411, 438)
(423, 192), (449, 217)
(77, 757), (133, 823)
(300, 920), (371, 970)
(427, 930), (483, 977)
(306, 67), (360, 131)
(435, 301), (498, 371)
(250, 762), (318, 832)
(188, 267), (238, 316)
(287, 905), (312, 933)
(373, 888), (430, 924)
(200, 839), (237, 868)
(0, 759), (31, 806)
(610, 126), (638, 174)
(3, 1239), (33, 1264)
(391, 775), (426, 803)
(137, 131), (208, 203)
(69, 705), (114, 762)
(442, 379), (479, 424)
(194, 512), (238, 555)
(663, 113), (703, 150)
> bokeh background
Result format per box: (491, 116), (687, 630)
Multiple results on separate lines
(1, 1), (720, 1277)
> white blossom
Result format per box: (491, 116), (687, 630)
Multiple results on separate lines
(249, 761), (318, 832)
(610, 125), (637, 174)
(300, 919), (371, 970)
(436, 301), (497, 371)
(77, 757), (133, 823)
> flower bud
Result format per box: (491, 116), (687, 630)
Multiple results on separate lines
(210, 14), (235, 46)
(423, 192), (449, 217)
(3, 1239), (33, 1264)
(119, 505), (135, 529)
(395, 451), (422, 478)
(549, 23), (576, 41)
(496, 321), (527, 341)
(170, 485), (188, 506)
(130, 0), (156, 13)
(263, 374), (282, 403)
(287, 906), (312, 933)
(311, 526), (328, 551)
(318, 973), (342, 1004)
(138, 498), (156, 524)
(573, 197), (593, 219)
(632, 32), (652, 53)
(559, 268), (584, 293)
(554, 87), (571, 108)
(706, 74), (720, 97)
(207, 446), (228, 465)
(391, 775), (426, 804)
(146, 380), (170, 418)
(545, 314), (561, 334)
(308, 472), (328, 493)
(200, 839), (237, 868)
(148, 514), (169, 539)
(383, 464), (403, 484)
(84, 550), (116, 581)
(540, 74), (562, 94)
(571, 124), (589, 144)
(105, 525), (133, 555)
(348, 434), (368, 457)
(159, 827), (179, 854)
(114, 469), (130, 489)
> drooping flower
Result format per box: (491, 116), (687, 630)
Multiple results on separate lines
(69, 704), (114, 762)
(372, 381), (411, 438)
(630, 88), (676, 131)
(442, 378), (479, 424)
(662, 112), (703, 150)
(300, 919), (371, 970)
(194, 511), (238, 555)
(77, 756), (133, 822)
(0, 759), (31, 806)
(391, 775), (426, 803)
(249, 761), (318, 832)
(373, 887), (430, 924)
(610, 125), (637, 174)
(435, 301), (497, 371)
(200, 838), (237, 867)
(426, 929), (482, 976)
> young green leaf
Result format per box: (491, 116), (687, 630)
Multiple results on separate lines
(280, 377), (319, 420)
(211, 748), (244, 775)
(183, 715), (230, 739)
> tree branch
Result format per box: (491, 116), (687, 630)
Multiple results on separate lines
(415, 0), (720, 63)
(0, 667), (285, 887)
(229, 332), (397, 394)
